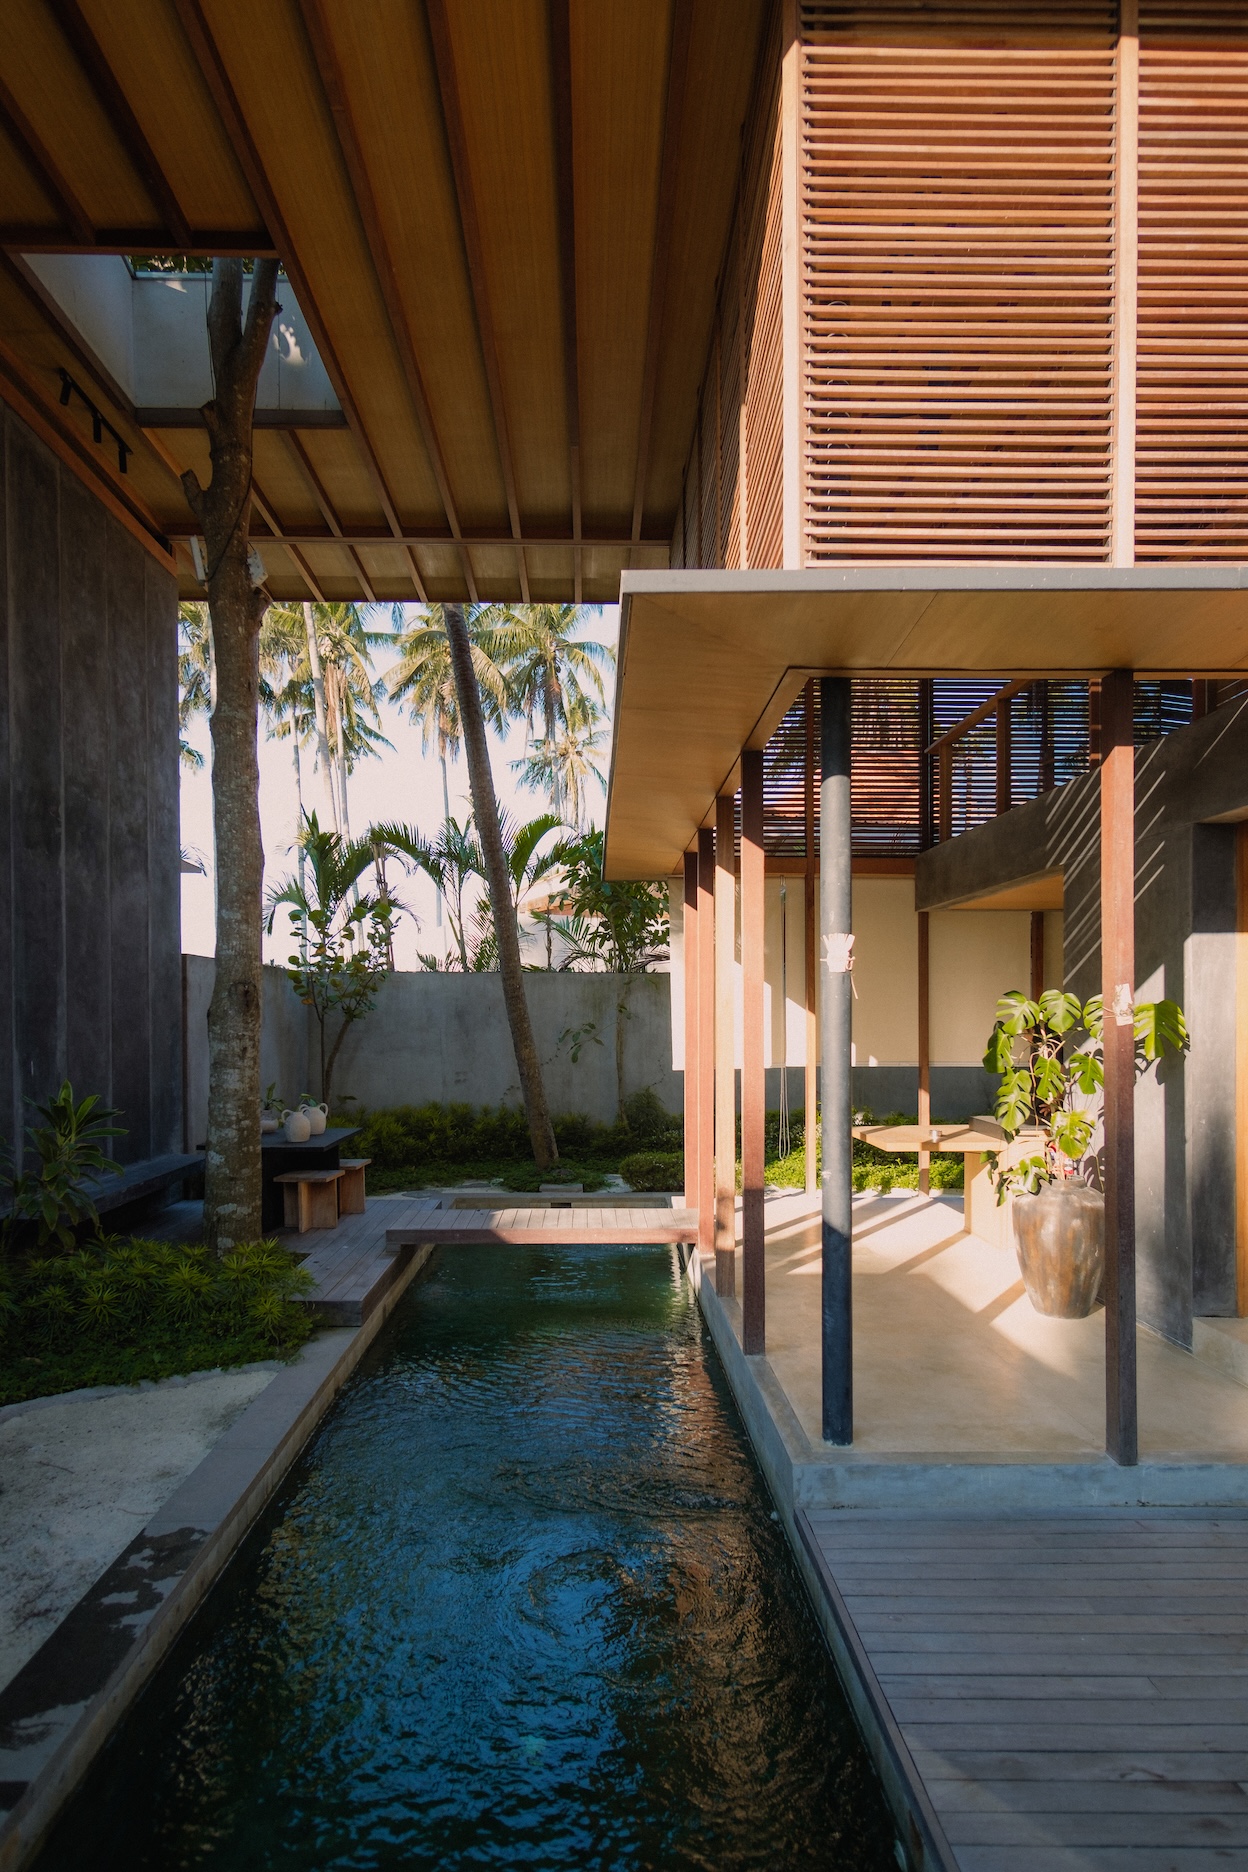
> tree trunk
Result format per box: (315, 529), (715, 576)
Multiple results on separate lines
(181, 258), (280, 1253)
(443, 603), (557, 1168)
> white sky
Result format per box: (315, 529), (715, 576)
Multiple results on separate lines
(179, 602), (620, 968)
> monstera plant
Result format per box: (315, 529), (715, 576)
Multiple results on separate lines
(981, 988), (1188, 1317)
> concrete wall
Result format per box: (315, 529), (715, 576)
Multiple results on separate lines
(183, 961), (681, 1129)
(0, 407), (180, 1166)
(916, 694), (1248, 1345)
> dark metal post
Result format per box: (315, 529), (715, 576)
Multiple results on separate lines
(1101, 669), (1137, 1466)
(741, 750), (766, 1353)
(696, 830), (716, 1263)
(917, 910), (930, 1196)
(682, 851), (699, 1210)
(821, 677), (853, 1444)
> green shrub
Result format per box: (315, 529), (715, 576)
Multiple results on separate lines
(619, 1088), (681, 1149)
(340, 1097), (684, 1177)
(0, 1236), (314, 1407)
(619, 1150), (684, 1193)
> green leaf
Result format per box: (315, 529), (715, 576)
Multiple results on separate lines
(994, 1068), (1034, 1135)
(983, 1025), (1016, 1074)
(1051, 1109), (1095, 1162)
(1134, 998), (1190, 1063)
(1037, 989), (1082, 1034)
(1032, 1053), (1067, 1105)
(1068, 1050), (1104, 1095)
(994, 989), (1041, 1036)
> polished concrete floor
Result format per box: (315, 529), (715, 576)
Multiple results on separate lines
(724, 1191), (1248, 1462)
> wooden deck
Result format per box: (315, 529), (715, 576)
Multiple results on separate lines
(294, 1197), (698, 1323)
(798, 1509), (1248, 1871)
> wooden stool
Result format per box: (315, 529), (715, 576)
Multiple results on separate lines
(337, 1158), (372, 1216)
(274, 1169), (343, 1232)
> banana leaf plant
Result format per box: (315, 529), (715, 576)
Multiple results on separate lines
(982, 989), (1189, 1201)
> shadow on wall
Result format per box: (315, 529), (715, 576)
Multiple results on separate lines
(182, 961), (681, 1140)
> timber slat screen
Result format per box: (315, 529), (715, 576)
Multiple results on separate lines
(761, 677), (1209, 858)
(1137, 5), (1248, 560)
(799, 1), (1118, 562)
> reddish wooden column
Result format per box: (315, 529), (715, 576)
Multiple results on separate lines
(917, 910), (931, 1195)
(741, 751), (765, 1352)
(714, 795), (737, 1296)
(696, 829), (716, 1262)
(682, 851), (699, 1210)
(1101, 669), (1137, 1466)
(804, 679), (818, 1194)
(995, 697), (1012, 817)
(1030, 910), (1046, 1002)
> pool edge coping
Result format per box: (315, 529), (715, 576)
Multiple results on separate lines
(0, 1242), (433, 1872)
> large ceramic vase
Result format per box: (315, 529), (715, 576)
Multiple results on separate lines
(1012, 1182), (1105, 1318)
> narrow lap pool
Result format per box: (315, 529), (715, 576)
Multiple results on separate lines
(40, 1244), (895, 1870)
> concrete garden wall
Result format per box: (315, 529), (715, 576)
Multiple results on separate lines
(0, 408), (180, 1165)
(182, 960), (681, 1136)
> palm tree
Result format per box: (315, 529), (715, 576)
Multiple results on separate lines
(177, 601), (213, 769)
(371, 815), (481, 971)
(441, 603), (557, 1167)
(263, 600), (391, 837)
(510, 691), (608, 828)
(485, 602), (614, 818)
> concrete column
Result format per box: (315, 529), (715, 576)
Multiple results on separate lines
(714, 796), (737, 1296)
(741, 750), (765, 1353)
(820, 677), (853, 1444)
(682, 850), (699, 1210)
(1101, 669), (1138, 1465)
(696, 830), (716, 1261)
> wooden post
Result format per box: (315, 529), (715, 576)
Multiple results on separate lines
(917, 910), (930, 1196)
(1236, 824), (1248, 1315)
(683, 851), (699, 1210)
(1101, 668), (1137, 1466)
(715, 793), (737, 1296)
(996, 697), (1012, 818)
(741, 751), (766, 1353)
(821, 677), (853, 1444)
(804, 678), (818, 1194)
(697, 829), (716, 1262)
(938, 743), (953, 843)
(1088, 678), (1103, 766)
(1030, 910), (1046, 1002)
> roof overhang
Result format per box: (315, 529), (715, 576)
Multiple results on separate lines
(603, 565), (1248, 879)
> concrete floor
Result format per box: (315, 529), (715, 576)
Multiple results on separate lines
(729, 1190), (1248, 1462)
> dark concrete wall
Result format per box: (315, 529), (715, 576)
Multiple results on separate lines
(915, 696), (1248, 1345)
(0, 407), (180, 1166)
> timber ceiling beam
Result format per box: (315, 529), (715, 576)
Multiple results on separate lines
(251, 477), (325, 602)
(296, 0), (474, 604)
(549, 0), (582, 603)
(1, 229), (276, 255)
(283, 431), (377, 602)
(47, 0), (193, 248)
(629, 0), (693, 562)
(171, 0), (427, 604)
(425, 0), (530, 602)
(0, 75), (93, 246)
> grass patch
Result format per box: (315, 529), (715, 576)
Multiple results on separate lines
(0, 1236), (314, 1408)
(764, 1110), (966, 1194)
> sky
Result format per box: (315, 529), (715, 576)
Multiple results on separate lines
(179, 602), (620, 969)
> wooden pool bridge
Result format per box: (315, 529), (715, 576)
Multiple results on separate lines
(294, 1194), (698, 1325)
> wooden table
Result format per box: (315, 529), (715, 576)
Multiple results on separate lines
(852, 1121), (1016, 1239)
(260, 1126), (359, 1231)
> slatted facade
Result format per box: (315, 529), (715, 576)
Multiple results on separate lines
(800, 1), (1118, 561)
(1136, 4), (1248, 559)
(671, 9), (784, 570)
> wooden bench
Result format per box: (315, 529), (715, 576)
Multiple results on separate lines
(274, 1168), (343, 1233)
(337, 1158), (371, 1216)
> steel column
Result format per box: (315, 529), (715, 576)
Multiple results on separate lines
(917, 909), (931, 1196)
(804, 678), (818, 1194)
(682, 850), (699, 1210)
(714, 794), (737, 1296)
(741, 750), (766, 1353)
(1101, 669), (1137, 1466)
(820, 677), (853, 1444)
(696, 830), (715, 1263)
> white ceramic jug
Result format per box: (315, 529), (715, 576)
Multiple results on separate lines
(283, 1107), (312, 1144)
(302, 1101), (329, 1136)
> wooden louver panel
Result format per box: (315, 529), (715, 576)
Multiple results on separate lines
(800, 3), (1117, 561)
(1136, 5), (1248, 560)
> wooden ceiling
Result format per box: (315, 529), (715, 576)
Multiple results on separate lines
(0, 0), (766, 600)
(605, 568), (1248, 878)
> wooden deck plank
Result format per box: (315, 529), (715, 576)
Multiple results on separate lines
(799, 1508), (1248, 1870)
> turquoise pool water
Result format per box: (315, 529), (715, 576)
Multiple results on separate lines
(40, 1244), (895, 1869)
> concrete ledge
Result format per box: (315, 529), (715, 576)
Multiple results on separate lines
(0, 1242), (433, 1872)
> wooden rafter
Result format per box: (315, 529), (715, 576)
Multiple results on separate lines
(0, 227), (275, 255)
(170, 0), (427, 603)
(250, 477), (326, 601)
(549, 0), (582, 603)
(48, 0), (193, 248)
(0, 74), (93, 245)
(424, 0), (529, 602)
(629, 0), (693, 559)
(282, 431), (378, 603)
(296, 0), (475, 604)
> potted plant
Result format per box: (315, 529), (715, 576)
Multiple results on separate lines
(983, 988), (1188, 1318)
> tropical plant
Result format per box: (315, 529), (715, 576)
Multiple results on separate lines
(441, 603), (558, 1169)
(266, 812), (398, 1109)
(372, 815), (481, 972)
(539, 829), (669, 973)
(262, 601), (391, 838)
(177, 601), (213, 769)
(1, 1082), (126, 1250)
(983, 988), (1189, 1198)
(510, 691), (608, 828)
(484, 602), (614, 819)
